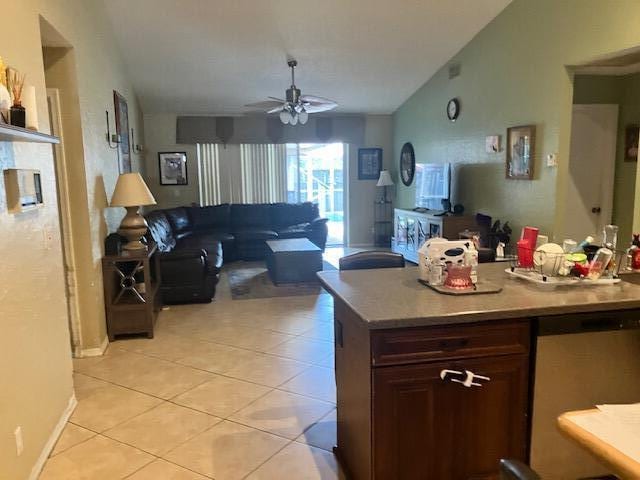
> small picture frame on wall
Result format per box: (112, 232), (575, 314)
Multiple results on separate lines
(158, 152), (188, 185)
(506, 125), (535, 180)
(625, 124), (639, 162)
(358, 148), (382, 180)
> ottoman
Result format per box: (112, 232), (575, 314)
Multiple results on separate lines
(266, 238), (323, 285)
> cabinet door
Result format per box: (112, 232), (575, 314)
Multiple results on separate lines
(373, 355), (529, 480)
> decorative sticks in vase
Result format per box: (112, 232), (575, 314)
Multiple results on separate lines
(7, 68), (26, 128)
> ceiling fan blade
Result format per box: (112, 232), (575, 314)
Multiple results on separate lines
(267, 105), (285, 114)
(268, 96), (286, 103)
(244, 100), (283, 109)
(303, 103), (338, 113)
(300, 94), (337, 106)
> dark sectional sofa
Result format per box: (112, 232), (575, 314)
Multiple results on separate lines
(145, 202), (328, 304)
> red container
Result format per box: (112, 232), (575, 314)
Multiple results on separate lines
(517, 239), (534, 268)
(521, 226), (539, 250)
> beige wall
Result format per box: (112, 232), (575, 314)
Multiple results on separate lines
(142, 113), (392, 246)
(142, 113), (198, 208)
(0, 1), (142, 478)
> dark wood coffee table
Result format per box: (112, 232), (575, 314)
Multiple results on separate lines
(266, 238), (323, 285)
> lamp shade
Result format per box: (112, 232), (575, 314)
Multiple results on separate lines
(110, 173), (156, 207)
(376, 170), (394, 187)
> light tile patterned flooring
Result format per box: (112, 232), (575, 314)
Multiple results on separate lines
(41, 254), (348, 479)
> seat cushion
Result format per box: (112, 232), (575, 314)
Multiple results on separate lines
(277, 223), (311, 239)
(189, 204), (231, 231)
(145, 210), (176, 252)
(231, 204), (272, 229)
(164, 207), (192, 235)
(233, 227), (278, 241)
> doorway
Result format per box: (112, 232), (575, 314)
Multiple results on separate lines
(286, 143), (347, 246)
(564, 104), (618, 241)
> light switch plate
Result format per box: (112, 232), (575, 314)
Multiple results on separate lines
(546, 153), (558, 167)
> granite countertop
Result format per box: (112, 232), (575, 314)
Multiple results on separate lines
(317, 263), (640, 329)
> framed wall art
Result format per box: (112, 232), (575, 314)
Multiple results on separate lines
(506, 125), (535, 180)
(158, 152), (188, 185)
(358, 148), (382, 180)
(113, 90), (131, 173)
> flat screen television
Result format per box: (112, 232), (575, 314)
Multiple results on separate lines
(415, 163), (451, 210)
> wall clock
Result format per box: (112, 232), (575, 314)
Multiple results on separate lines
(447, 98), (460, 122)
(399, 142), (416, 186)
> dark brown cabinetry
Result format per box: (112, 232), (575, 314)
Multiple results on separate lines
(334, 299), (530, 480)
(373, 355), (529, 479)
(102, 245), (161, 340)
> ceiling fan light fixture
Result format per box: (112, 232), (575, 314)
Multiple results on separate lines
(254, 59), (337, 126)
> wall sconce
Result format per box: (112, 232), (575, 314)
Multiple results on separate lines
(130, 127), (144, 154)
(105, 110), (121, 149)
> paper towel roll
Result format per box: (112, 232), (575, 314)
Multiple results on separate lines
(22, 85), (38, 131)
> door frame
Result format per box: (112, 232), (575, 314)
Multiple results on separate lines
(47, 88), (83, 356)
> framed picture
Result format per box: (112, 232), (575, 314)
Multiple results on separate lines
(158, 152), (188, 185)
(113, 90), (131, 173)
(506, 125), (535, 180)
(625, 124), (639, 161)
(358, 148), (382, 180)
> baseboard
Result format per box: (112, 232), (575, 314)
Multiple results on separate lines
(78, 335), (109, 358)
(29, 393), (77, 480)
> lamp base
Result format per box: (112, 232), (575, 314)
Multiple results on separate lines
(118, 206), (148, 251)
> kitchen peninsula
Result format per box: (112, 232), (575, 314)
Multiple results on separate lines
(317, 263), (640, 479)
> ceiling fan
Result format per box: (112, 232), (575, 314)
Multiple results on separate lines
(245, 59), (338, 125)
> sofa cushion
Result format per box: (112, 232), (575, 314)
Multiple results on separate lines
(164, 207), (192, 234)
(189, 204), (231, 231)
(231, 204), (271, 229)
(145, 210), (176, 252)
(277, 223), (311, 239)
(233, 227), (278, 241)
(177, 233), (231, 256)
(270, 202), (319, 227)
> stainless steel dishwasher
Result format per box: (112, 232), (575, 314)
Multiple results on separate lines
(529, 310), (640, 479)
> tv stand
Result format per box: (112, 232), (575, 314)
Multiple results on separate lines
(392, 208), (478, 263)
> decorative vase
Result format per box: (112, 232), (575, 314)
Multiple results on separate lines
(10, 103), (25, 128)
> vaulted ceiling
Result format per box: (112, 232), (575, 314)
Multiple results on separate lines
(103, 0), (511, 114)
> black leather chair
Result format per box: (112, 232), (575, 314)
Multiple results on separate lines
(338, 251), (405, 271)
(145, 210), (222, 304)
(499, 459), (540, 480)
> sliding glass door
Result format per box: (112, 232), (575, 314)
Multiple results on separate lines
(286, 143), (346, 246)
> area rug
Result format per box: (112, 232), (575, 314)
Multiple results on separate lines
(226, 261), (336, 300)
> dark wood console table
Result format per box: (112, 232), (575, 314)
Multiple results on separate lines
(102, 244), (161, 340)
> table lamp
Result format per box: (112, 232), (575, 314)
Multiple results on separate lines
(110, 173), (157, 250)
(376, 170), (394, 202)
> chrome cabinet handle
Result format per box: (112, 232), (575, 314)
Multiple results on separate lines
(440, 369), (490, 388)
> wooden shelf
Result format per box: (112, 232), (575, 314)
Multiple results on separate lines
(0, 123), (60, 144)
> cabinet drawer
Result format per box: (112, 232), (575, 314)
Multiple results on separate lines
(371, 320), (530, 366)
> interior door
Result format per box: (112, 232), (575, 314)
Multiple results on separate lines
(564, 104), (618, 241)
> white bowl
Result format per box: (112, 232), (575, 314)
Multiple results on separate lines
(533, 242), (564, 276)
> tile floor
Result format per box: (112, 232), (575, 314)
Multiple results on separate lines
(40, 251), (351, 479)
